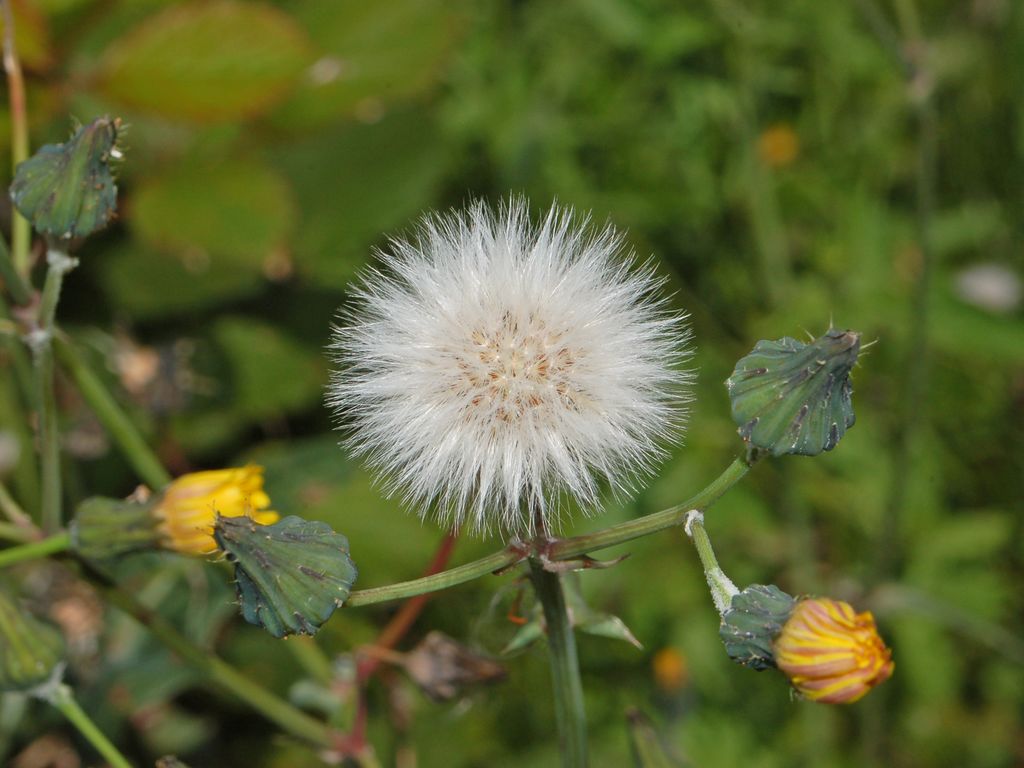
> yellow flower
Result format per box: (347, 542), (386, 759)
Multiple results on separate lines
(757, 123), (800, 169)
(652, 647), (689, 693)
(774, 597), (894, 704)
(154, 466), (279, 555)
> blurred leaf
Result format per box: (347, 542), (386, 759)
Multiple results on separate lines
(98, 243), (264, 320)
(0, 0), (54, 71)
(130, 159), (296, 262)
(273, 108), (450, 283)
(216, 514), (357, 638)
(211, 316), (324, 420)
(272, 0), (463, 131)
(627, 709), (687, 768)
(97, 0), (313, 121)
(727, 328), (860, 457)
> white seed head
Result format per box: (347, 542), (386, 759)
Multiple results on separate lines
(329, 200), (693, 538)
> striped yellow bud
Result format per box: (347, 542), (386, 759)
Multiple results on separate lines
(774, 597), (894, 704)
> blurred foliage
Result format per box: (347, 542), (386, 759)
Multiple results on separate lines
(0, 0), (1022, 766)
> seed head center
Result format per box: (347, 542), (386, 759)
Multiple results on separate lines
(456, 315), (578, 421)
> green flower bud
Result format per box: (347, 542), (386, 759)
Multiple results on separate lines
(727, 327), (860, 457)
(70, 496), (161, 561)
(10, 116), (123, 241)
(0, 581), (65, 692)
(214, 515), (358, 639)
(719, 584), (798, 671)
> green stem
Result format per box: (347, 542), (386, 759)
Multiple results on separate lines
(685, 513), (738, 617)
(0, 531), (70, 567)
(33, 251), (77, 533)
(0, 522), (35, 543)
(90, 572), (335, 747)
(1, 0), (31, 278)
(0, 234), (31, 306)
(549, 456), (752, 561)
(344, 456), (754, 607)
(0, 481), (33, 528)
(0, 297), (39, 512)
(43, 684), (133, 768)
(54, 336), (171, 489)
(529, 559), (588, 768)
(344, 547), (522, 607)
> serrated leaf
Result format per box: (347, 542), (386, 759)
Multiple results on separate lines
(726, 328), (860, 457)
(98, 1), (313, 122)
(215, 515), (358, 639)
(130, 160), (296, 262)
(10, 116), (121, 240)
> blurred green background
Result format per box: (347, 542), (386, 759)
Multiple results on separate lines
(1, 0), (1022, 766)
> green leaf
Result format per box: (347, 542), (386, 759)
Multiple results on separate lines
(97, 1), (313, 122)
(502, 573), (642, 653)
(271, 0), (463, 130)
(726, 328), (860, 457)
(10, 116), (122, 240)
(215, 515), (358, 638)
(97, 243), (264, 320)
(211, 317), (325, 420)
(273, 108), (450, 283)
(130, 160), (296, 262)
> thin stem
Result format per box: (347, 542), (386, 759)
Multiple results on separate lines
(0, 481), (33, 528)
(344, 456), (754, 607)
(0, 522), (35, 543)
(54, 336), (171, 490)
(0, 530), (70, 567)
(344, 546), (522, 607)
(684, 512), (738, 617)
(33, 250), (77, 533)
(87, 568), (335, 747)
(549, 456), (752, 561)
(44, 684), (132, 768)
(529, 559), (588, 768)
(358, 530), (459, 681)
(0, 234), (31, 306)
(1, 0), (30, 278)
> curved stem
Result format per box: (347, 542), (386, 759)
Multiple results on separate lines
(44, 684), (133, 768)
(549, 456), (752, 561)
(529, 559), (587, 768)
(344, 456), (754, 607)
(0, 530), (70, 567)
(54, 336), (171, 490)
(344, 546), (521, 607)
(685, 512), (738, 617)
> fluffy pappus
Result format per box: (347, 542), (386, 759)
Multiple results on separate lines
(329, 200), (693, 538)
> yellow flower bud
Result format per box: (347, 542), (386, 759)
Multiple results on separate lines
(774, 597), (894, 704)
(153, 466), (279, 555)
